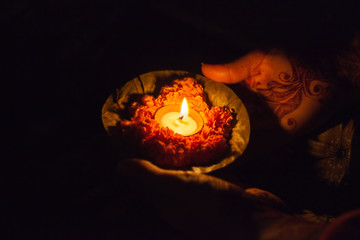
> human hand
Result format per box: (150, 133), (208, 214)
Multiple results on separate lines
(202, 50), (335, 134)
(117, 158), (326, 240)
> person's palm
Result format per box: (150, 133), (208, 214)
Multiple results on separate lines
(117, 159), (324, 240)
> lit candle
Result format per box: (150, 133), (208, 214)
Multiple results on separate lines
(155, 98), (203, 136)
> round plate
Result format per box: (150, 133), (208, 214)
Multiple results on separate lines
(101, 70), (250, 173)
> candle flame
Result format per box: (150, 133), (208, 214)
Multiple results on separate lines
(179, 98), (188, 120)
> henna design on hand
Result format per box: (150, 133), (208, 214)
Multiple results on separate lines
(247, 59), (332, 131)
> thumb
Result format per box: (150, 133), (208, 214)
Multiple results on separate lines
(202, 50), (265, 84)
(117, 158), (244, 194)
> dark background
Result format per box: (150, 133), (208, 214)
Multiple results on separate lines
(3, 0), (360, 239)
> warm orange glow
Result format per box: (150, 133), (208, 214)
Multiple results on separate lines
(180, 98), (188, 120)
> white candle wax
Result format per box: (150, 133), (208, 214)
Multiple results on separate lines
(161, 112), (197, 136)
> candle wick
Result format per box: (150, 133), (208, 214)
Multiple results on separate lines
(179, 115), (184, 120)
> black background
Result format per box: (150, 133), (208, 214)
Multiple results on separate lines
(3, 0), (360, 239)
